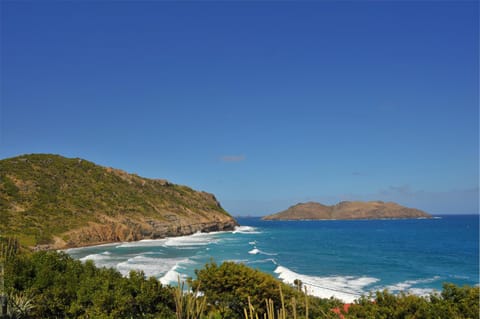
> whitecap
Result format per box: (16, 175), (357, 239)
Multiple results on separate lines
(385, 276), (441, 293)
(160, 265), (183, 285)
(162, 231), (224, 247)
(274, 265), (379, 303)
(247, 258), (278, 265)
(248, 248), (260, 255)
(409, 288), (435, 297)
(248, 247), (277, 256)
(115, 255), (189, 278)
(233, 226), (261, 234)
(117, 239), (167, 248)
(80, 251), (112, 263)
(225, 259), (251, 264)
(65, 242), (119, 253)
(79, 251), (121, 268)
(159, 258), (196, 285)
(115, 232), (221, 249)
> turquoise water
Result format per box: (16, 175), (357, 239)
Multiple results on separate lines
(67, 215), (479, 302)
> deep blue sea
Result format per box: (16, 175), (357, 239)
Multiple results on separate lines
(67, 215), (479, 302)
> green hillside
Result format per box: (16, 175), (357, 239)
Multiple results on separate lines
(0, 154), (236, 248)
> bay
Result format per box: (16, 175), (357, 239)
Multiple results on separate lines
(67, 215), (479, 303)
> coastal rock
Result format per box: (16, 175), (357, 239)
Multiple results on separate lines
(262, 201), (431, 221)
(61, 218), (237, 249)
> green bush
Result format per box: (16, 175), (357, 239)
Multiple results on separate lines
(346, 285), (480, 319)
(191, 261), (341, 319)
(4, 250), (176, 318)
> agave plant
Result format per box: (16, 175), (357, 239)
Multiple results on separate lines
(7, 291), (35, 319)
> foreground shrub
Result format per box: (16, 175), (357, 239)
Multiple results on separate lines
(191, 261), (341, 319)
(346, 284), (479, 319)
(4, 250), (176, 318)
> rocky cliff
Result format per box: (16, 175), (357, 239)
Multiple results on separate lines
(0, 154), (237, 249)
(262, 201), (431, 220)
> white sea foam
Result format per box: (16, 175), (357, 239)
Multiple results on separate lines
(117, 239), (167, 248)
(409, 288), (435, 297)
(385, 276), (441, 293)
(248, 248), (260, 255)
(225, 259), (251, 264)
(159, 258), (196, 285)
(274, 265), (379, 303)
(248, 247), (277, 256)
(160, 264), (183, 285)
(247, 258), (278, 265)
(249, 241), (257, 245)
(115, 255), (190, 279)
(116, 232), (219, 249)
(65, 242), (119, 253)
(233, 226), (261, 234)
(163, 232), (218, 247)
(79, 251), (120, 268)
(80, 251), (112, 262)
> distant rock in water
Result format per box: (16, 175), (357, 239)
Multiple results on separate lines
(0, 154), (238, 250)
(262, 201), (431, 221)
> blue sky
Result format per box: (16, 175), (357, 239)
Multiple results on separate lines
(1, 1), (478, 215)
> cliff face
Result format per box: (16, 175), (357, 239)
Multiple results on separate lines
(262, 201), (431, 220)
(0, 154), (238, 249)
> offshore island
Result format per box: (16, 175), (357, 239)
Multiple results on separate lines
(263, 201), (432, 220)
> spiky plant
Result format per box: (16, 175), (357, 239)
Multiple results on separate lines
(174, 277), (206, 319)
(244, 284), (306, 319)
(7, 291), (35, 319)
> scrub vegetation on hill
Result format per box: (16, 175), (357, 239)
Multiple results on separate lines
(1, 237), (478, 319)
(0, 154), (236, 249)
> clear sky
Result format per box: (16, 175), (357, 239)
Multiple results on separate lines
(1, 1), (478, 215)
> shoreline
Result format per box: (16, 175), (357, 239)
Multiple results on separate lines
(65, 217), (478, 303)
(34, 219), (239, 252)
(62, 225), (248, 252)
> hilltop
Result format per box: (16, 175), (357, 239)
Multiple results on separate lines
(0, 154), (237, 249)
(262, 201), (431, 220)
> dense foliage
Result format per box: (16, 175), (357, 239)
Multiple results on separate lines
(1, 238), (478, 319)
(345, 284), (480, 319)
(192, 261), (341, 319)
(3, 250), (176, 318)
(0, 154), (231, 246)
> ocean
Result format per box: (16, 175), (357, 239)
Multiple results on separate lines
(66, 215), (479, 303)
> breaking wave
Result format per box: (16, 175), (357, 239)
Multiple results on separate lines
(80, 251), (111, 262)
(248, 247), (277, 256)
(274, 265), (379, 303)
(233, 226), (261, 234)
(113, 255), (194, 282)
(384, 277), (441, 296)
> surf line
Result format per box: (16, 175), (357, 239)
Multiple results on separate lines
(300, 280), (362, 297)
